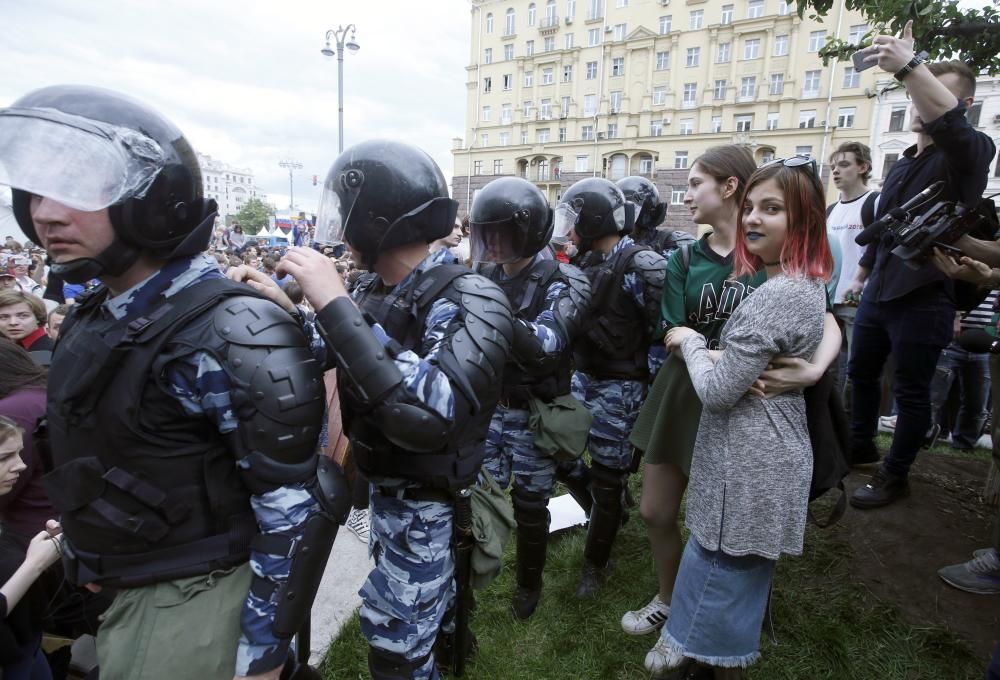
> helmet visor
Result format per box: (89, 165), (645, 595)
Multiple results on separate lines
(0, 108), (166, 212)
(470, 222), (518, 264)
(626, 199), (644, 224)
(314, 184), (344, 245)
(552, 203), (581, 244)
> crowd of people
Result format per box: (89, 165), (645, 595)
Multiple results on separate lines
(0, 19), (997, 680)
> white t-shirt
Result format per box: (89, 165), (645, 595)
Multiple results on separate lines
(827, 190), (876, 304)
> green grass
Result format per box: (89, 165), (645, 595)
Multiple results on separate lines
(321, 468), (984, 680)
(875, 431), (993, 463)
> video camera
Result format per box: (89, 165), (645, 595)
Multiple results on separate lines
(855, 181), (999, 270)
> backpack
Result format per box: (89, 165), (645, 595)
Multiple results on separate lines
(825, 191), (880, 227)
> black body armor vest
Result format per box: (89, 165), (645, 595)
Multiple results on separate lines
(574, 245), (650, 381)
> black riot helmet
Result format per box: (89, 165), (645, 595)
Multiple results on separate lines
(314, 140), (457, 269)
(552, 177), (633, 251)
(1, 85), (215, 283)
(469, 177), (553, 263)
(617, 176), (666, 233)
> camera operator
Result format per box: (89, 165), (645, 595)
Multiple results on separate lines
(845, 21), (996, 510)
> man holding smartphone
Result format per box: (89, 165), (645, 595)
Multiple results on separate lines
(845, 21), (996, 509)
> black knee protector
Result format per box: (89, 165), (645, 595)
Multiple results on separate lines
(511, 486), (549, 527)
(590, 462), (626, 509)
(368, 647), (431, 680)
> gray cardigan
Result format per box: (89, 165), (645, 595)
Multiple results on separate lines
(680, 274), (826, 559)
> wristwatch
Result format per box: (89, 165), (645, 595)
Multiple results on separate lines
(894, 51), (929, 82)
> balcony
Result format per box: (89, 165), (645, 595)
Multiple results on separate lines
(539, 16), (560, 34)
(585, 12), (603, 24)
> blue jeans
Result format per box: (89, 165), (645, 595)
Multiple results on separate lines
(929, 343), (991, 449)
(848, 293), (953, 478)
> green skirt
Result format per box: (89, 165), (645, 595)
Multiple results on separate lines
(630, 352), (703, 476)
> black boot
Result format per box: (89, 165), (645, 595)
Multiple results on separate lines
(511, 487), (550, 619)
(576, 463), (625, 598)
(556, 460), (593, 516)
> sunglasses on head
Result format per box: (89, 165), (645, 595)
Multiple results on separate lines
(760, 154), (823, 187)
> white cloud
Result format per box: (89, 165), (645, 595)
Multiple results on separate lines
(0, 0), (473, 213)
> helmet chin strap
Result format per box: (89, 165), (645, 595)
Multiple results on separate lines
(49, 237), (141, 284)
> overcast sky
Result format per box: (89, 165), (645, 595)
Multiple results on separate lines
(1, 0), (472, 215)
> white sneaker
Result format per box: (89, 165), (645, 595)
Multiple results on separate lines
(345, 507), (370, 543)
(621, 593), (670, 635)
(644, 635), (686, 676)
(879, 415), (898, 429)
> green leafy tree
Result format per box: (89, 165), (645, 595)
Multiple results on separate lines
(798, 0), (1000, 74)
(231, 198), (274, 236)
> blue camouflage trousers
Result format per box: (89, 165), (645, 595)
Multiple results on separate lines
(569, 371), (647, 473)
(359, 489), (455, 680)
(480, 406), (558, 499)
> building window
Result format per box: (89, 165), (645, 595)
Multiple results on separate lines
(537, 128), (551, 143)
(503, 74), (513, 90)
(524, 100), (535, 117)
(686, 47), (700, 67)
(567, 0), (576, 18)
(586, 61), (598, 79)
(653, 86), (667, 105)
(774, 34), (789, 56)
(803, 70), (821, 96)
(616, 0), (628, 7)
(588, 0), (601, 19)
(559, 127), (567, 141)
(883, 153), (899, 179)
(505, 8), (516, 35)
(761, 150), (774, 163)
(611, 57), (625, 76)
(494, 159), (504, 174)
(583, 94), (597, 115)
(721, 4), (733, 24)
(563, 65), (573, 82)
(679, 118), (694, 135)
(582, 124), (595, 140)
(739, 76), (756, 100)
(712, 115), (722, 132)
(671, 188), (685, 204)
(735, 114), (753, 131)
(544, 36), (555, 52)
(967, 101), (983, 127)
(795, 145), (813, 157)
(481, 133), (489, 146)
(526, 40), (535, 55)
(655, 51), (670, 70)
(484, 77), (492, 93)
(713, 79), (727, 100)
(486, 13), (493, 33)
(540, 98), (553, 118)
(778, 0), (791, 15)
(849, 23), (867, 44)
(537, 160), (550, 180)
(717, 42), (731, 63)
(528, 2), (537, 26)
(484, 48), (493, 64)
(689, 9), (704, 29)
(525, 72), (534, 87)
(565, 33), (575, 49)
(639, 155), (654, 173)
(747, 0), (763, 18)
(683, 82), (697, 106)
(888, 106), (906, 131)
(837, 107), (856, 128)
(769, 73), (784, 95)
(675, 151), (689, 169)
(542, 68), (554, 84)
(481, 105), (491, 121)
(576, 154), (589, 172)
(767, 112), (779, 130)
(546, 0), (557, 23)
(504, 44), (514, 60)
(808, 30), (826, 52)
(614, 23), (627, 41)
(798, 109), (816, 128)
(500, 131), (511, 145)
(561, 96), (571, 116)
(607, 123), (619, 138)
(650, 119), (664, 136)
(843, 67), (860, 88)
(610, 90), (623, 112)
(744, 38), (760, 60)
(659, 15), (672, 34)
(521, 131), (529, 144)
(589, 28), (601, 46)
(474, 160), (483, 174)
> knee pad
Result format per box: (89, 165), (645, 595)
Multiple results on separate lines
(368, 647), (430, 680)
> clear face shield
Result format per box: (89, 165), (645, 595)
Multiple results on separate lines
(551, 201), (582, 245)
(470, 220), (518, 264)
(626, 199), (644, 226)
(0, 107), (166, 211)
(314, 184), (344, 245)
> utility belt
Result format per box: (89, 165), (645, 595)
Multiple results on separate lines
(373, 485), (454, 503)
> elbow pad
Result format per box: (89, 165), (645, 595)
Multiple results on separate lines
(315, 296), (403, 407)
(374, 398), (453, 452)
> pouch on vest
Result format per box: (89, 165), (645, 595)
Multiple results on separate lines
(469, 470), (515, 590)
(527, 393), (593, 462)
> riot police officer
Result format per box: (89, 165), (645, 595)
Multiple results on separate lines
(552, 178), (667, 598)
(0, 85), (347, 679)
(278, 140), (513, 680)
(468, 177), (591, 620)
(617, 176), (695, 260)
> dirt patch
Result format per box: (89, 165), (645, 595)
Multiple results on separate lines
(843, 454), (1000, 660)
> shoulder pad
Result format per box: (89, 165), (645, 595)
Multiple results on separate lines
(630, 249), (667, 286)
(213, 295), (307, 348)
(557, 263), (592, 307)
(451, 273), (514, 312)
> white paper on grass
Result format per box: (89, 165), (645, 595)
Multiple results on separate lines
(547, 493), (588, 532)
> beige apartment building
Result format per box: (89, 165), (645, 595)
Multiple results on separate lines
(453, 0), (881, 228)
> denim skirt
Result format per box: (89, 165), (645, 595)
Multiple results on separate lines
(660, 537), (776, 667)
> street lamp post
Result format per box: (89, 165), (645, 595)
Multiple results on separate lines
(320, 24), (360, 154)
(278, 160), (303, 211)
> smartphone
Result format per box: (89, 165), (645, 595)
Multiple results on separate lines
(851, 47), (877, 72)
